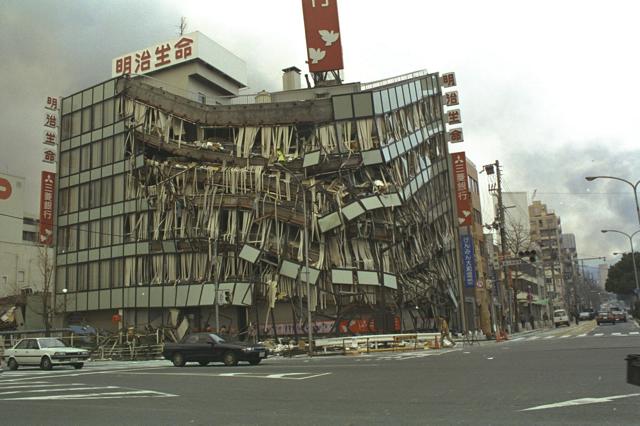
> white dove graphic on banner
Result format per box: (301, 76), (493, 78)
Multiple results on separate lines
(319, 30), (339, 46)
(308, 48), (326, 64)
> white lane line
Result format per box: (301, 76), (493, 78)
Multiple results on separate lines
(116, 371), (331, 380)
(629, 332), (639, 335)
(543, 336), (555, 339)
(576, 333), (587, 337)
(560, 335), (572, 339)
(593, 333), (604, 337)
(528, 336), (540, 341)
(297, 373), (333, 380)
(0, 380), (50, 385)
(1, 390), (177, 401)
(0, 365), (167, 383)
(0, 386), (119, 396)
(0, 383), (85, 390)
(521, 393), (640, 411)
(612, 332), (623, 336)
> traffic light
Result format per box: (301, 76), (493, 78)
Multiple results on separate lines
(518, 250), (537, 262)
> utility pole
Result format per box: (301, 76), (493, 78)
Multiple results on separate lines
(486, 160), (515, 333)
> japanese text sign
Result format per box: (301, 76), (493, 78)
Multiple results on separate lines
(301, 0), (344, 73)
(42, 96), (58, 164)
(39, 171), (56, 246)
(112, 34), (197, 77)
(441, 72), (457, 88)
(451, 152), (472, 227)
(447, 128), (464, 143)
(460, 234), (477, 289)
(447, 109), (462, 125)
(444, 91), (459, 107)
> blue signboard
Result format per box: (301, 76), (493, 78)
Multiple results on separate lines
(460, 234), (476, 288)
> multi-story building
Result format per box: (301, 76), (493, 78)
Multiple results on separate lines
(0, 172), (52, 300)
(463, 157), (491, 335)
(529, 200), (565, 309)
(53, 32), (464, 337)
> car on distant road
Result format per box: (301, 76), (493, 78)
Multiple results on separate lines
(596, 311), (616, 325)
(2, 337), (90, 370)
(163, 333), (268, 367)
(553, 309), (570, 327)
(611, 309), (627, 322)
(579, 311), (592, 321)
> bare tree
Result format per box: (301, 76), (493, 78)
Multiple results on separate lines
(25, 245), (62, 336)
(504, 221), (532, 256)
(177, 17), (188, 36)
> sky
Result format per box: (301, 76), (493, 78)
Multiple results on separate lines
(2, 0), (639, 265)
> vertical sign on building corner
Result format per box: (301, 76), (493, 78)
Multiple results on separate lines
(460, 233), (477, 288)
(441, 72), (464, 143)
(40, 96), (58, 246)
(451, 151), (472, 227)
(39, 171), (55, 246)
(301, 0), (344, 73)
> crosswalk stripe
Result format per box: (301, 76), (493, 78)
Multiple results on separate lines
(544, 336), (555, 339)
(560, 335), (571, 339)
(577, 333), (587, 337)
(630, 332), (639, 335)
(594, 333), (604, 336)
(612, 332), (623, 336)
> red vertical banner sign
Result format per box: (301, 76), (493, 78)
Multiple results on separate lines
(39, 171), (55, 246)
(301, 0), (344, 73)
(451, 152), (472, 227)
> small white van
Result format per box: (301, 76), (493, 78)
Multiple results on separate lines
(553, 309), (570, 327)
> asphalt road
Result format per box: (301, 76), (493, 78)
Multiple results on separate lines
(1, 320), (639, 425)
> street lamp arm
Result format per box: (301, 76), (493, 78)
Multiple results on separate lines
(586, 175), (635, 188)
(602, 229), (632, 240)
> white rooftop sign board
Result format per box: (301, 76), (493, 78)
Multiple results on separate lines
(111, 31), (247, 86)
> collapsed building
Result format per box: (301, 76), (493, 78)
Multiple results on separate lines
(54, 32), (463, 338)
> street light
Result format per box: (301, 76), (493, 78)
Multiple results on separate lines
(274, 162), (313, 355)
(585, 176), (640, 225)
(601, 229), (640, 299)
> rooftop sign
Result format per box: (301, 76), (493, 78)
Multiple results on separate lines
(111, 31), (247, 87)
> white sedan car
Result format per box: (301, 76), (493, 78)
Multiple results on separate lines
(3, 337), (90, 370)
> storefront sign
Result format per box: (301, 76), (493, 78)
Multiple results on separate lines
(460, 234), (477, 288)
(301, 0), (344, 73)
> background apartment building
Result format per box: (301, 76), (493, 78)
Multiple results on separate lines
(529, 200), (565, 309)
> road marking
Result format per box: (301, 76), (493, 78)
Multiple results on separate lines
(560, 335), (571, 339)
(117, 371), (332, 380)
(612, 332), (623, 336)
(630, 332), (639, 335)
(0, 386), (118, 396)
(0, 383), (85, 390)
(1, 390), (177, 401)
(543, 336), (555, 339)
(528, 336), (540, 341)
(521, 393), (640, 411)
(576, 333), (587, 337)
(593, 333), (603, 337)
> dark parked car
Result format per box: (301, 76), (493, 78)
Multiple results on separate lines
(163, 333), (267, 367)
(596, 311), (616, 325)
